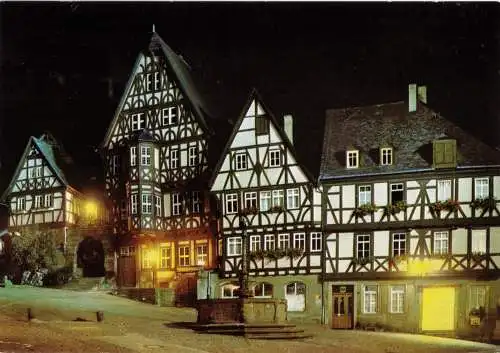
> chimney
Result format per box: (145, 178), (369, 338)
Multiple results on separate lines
(283, 114), (293, 145)
(408, 83), (417, 112)
(418, 85), (427, 104)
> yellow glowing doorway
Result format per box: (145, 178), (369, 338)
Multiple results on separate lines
(421, 287), (455, 331)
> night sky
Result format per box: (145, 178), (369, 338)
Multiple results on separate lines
(1, 2), (499, 193)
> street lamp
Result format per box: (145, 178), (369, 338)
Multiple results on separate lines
(238, 215), (251, 299)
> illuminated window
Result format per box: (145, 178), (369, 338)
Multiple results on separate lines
(244, 192), (257, 209)
(163, 106), (178, 125)
(234, 153), (247, 170)
(278, 234), (290, 249)
(227, 237), (242, 256)
(475, 178), (489, 199)
(346, 150), (359, 168)
(310, 232), (322, 252)
(433, 231), (449, 254)
(269, 149), (281, 167)
(170, 148), (179, 169)
(286, 188), (299, 209)
(390, 285), (405, 313)
(437, 180), (452, 201)
(380, 147), (393, 166)
(293, 233), (305, 250)
(264, 234), (275, 250)
(471, 229), (486, 253)
(253, 283), (273, 298)
(188, 146), (198, 167)
(469, 286), (487, 311)
(221, 282), (239, 298)
(196, 244), (207, 266)
(357, 234), (370, 259)
(285, 282), (306, 312)
(172, 193), (182, 216)
(392, 233), (406, 256)
(260, 191), (271, 211)
(363, 285), (377, 314)
(250, 235), (261, 252)
(141, 146), (151, 166)
(225, 193), (238, 214)
(160, 247), (171, 268)
(141, 193), (152, 214)
(390, 183), (404, 204)
(358, 185), (371, 206)
(178, 246), (190, 266)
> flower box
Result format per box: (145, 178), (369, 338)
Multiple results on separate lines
(353, 204), (377, 218)
(470, 197), (497, 212)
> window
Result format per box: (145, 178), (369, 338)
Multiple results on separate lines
(191, 191), (201, 213)
(196, 244), (208, 266)
(141, 146), (151, 166)
(269, 149), (281, 167)
(250, 235), (261, 252)
(17, 197), (26, 212)
(142, 248), (151, 269)
(260, 191), (271, 211)
(346, 150), (359, 168)
(390, 183), (404, 204)
(227, 237), (242, 256)
(357, 234), (370, 259)
(131, 194), (138, 214)
(380, 147), (393, 166)
(111, 155), (120, 175)
(131, 113), (146, 131)
(433, 139), (457, 168)
(471, 229), (487, 253)
(225, 193), (238, 214)
(178, 246), (190, 266)
(264, 234), (275, 250)
(390, 285), (405, 313)
(172, 193), (182, 216)
(188, 146), (198, 167)
(475, 178), (489, 199)
(130, 146), (137, 166)
(234, 153), (247, 170)
(44, 194), (53, 208)
(244, 192), (257, 209)
(363, 285), (378, 313)
(286, 189), (299, 209)
(437, 180), (452, 201)
(310, 232), (322, 252)
(278, 234), (290, 249)
(30, 166), (42, 178)
(253, 283), (273, 298)
(154, 195), (161, 216)
(163, 106), (178, 125)
(34, 195), (43, 209)
(285, 282), (306, 312)
(358, 185), (372, 206)
(146, 72), (161, 92)
(255, 116), (269, 135)
(221, 283), (239, 298)
(272, 190), (284, 207)
(392, 233), (406, 256)
(293, 233), (305, 250)
(160, 247), (171, 268)
(433, 231), (449, 254)
(469, 286), (487, 311)
(170, 148), (179, 169)
(120, 246), (135, 257)
(141, 193), (152, 214)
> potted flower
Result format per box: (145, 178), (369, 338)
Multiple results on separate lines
(285, 248), (304, 260)
(352, 257), (372, 266)
(470, 196), (497, 212)
(239, 206), (259, 216)
(249, 249), (266, 260)
(469, 251), (487, 262)
(429, 201), (446, 216)
(353, 204), (378, 218)
(384, 201), (408, 215)
(443, 199), (460, 212)
(263, 248), (286, 261)
(267, 205), (285, 213)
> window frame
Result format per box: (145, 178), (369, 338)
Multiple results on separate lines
(269, 149), (281, 167)
(196, 244), (208, 266)
(141, 146), (151, 166)
(227, 237), (242, 256)
(474, 178), (489, 200)
(260, 191), (271, 212)
(130, 146), (137, 167)
(437, 179), (452, 202)
(286, 188), (300, 209)
(310, 232), (322, 252)
(250, 235), (261, 252)
(131, 194), (138, 214)
(255, 116), (269, 135)
(244, 192), (257, 209)
(34, 195), (43, 209)
(363, 285), (378, 314)
(170, 148), (179, 169)
(16, 197), (26, 212)
(346, 150), (359, 169)
(225, 193), (238, 214)
(44, 194), (53, 208)
(380, 147), (393, 166)
(471, 229), (487, 254)
(160, 246), (171, 269)
(356, 234), (371, 259)
(264, 234), (275, 251)
(162, 106), (178, 125)
(293, 233), (306, 250)
(141, 193), (152, 214)
(191, 191), (201, 213)
(278, 233), (290, 249)
(433, 231), (449, 255)
(172, 192), (182, 216)
(390, 285), (405, 314)
(272, 190), (284, 207)
(234, 152), (248, 171)
(392, 232), (406, 256)
(390, 183), (404, 205)
(188, 146), (198, 167)
(154, 195), (162, 217)
(358, 185), (372, 206)
(178, 245), (190, 267)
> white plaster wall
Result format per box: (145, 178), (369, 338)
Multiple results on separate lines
(232, 131), (254, 148)
(373, 231), (389, 257)
(458, 178), (472, 202)
(494, 177), (500, 199)
(490, 227), (500, 253)
(452, 228), (468, 254)
(240, 115), (253, 130)
(407, 189), (419, 205)
(342, 185), (355, 208)
(338, 232), (353, 258)
(374, 183), (387, 206)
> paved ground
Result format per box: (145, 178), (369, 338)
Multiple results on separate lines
(0, 286), (498, 353)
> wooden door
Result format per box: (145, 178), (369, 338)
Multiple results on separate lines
(118, 256), (136, 288)
(421, 287), (455, 331)
(332, 285), (354, 329)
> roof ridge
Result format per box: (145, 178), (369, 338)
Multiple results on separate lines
(327, 100), (405, 113)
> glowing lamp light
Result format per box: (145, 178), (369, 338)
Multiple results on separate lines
(408, 258), (444, 276)
(197, 259), (206, 267)
(84, 200), (98, 220)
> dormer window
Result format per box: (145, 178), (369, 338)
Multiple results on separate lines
(346, 150), (359, 169)
(380, 147), (393, 166)
(433, 139), (457, 168)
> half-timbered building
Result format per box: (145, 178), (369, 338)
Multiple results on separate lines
(319, 84), (500, 335)
(210, 90), (323, 321)
(1, 133), (110, 278)
(101, 30), (218, 303)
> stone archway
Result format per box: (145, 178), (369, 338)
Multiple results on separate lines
(77, 236), (105, 277)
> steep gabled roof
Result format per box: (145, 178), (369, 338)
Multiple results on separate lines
(209, 88), (316, 188)
(102, 31), (212, 148)
(320, 101), (500, 180)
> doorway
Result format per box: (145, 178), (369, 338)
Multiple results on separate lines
(421, 287), (455, 331)
(77, 237), (105, 277)
(332, 285), (354, 329)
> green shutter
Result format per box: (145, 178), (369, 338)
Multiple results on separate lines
(433, 139), (457, 168)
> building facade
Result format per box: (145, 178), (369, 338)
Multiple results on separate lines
(210, 90), (323, 322)
(319, 84), (500, 335)
(101, 31), (218, 305)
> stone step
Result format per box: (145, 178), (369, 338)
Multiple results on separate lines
(194, 323), (296, 331)
(245, 332), (314, 340)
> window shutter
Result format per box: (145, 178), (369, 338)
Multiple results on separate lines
(433, 142), (445, 165)
(444, 140), (456, 165)
(433, 139), (456, 168)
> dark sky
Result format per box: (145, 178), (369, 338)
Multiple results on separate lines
(1, 2), (499, 192)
